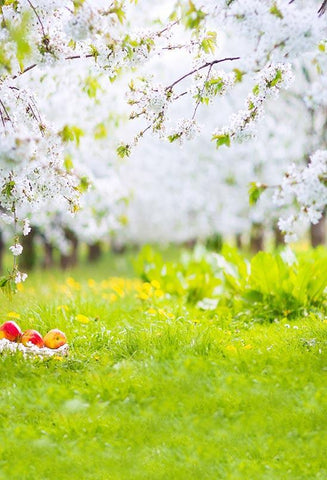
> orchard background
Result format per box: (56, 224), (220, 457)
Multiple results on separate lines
(0, 1), (327, 479)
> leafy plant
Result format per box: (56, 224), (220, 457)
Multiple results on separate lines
(133, 245), (221, 303)
(216, 246), (327, 321)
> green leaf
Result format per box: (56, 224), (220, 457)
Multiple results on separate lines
(205, 77), (224, 95)
(2, 180), (15, 198)
(73, 0), (85, 12)
(268, 70), (282, 88)
(94, 123), (107, 140)
(252, 84), (260, 96)
(270, 3), (283, 19)
(59, 125), (85, 146)
(8, 11), (31, 71)
(168, 133), (182, 143)
(83, 76), (102, 98)
(76, 176), (90, 193)
(117, 144), (131, 158)
(0, 275), (17, 297)
(181, 0), (206, 30)
(0, 276), (9, 288)
(89, 44), (99, 60)
(212, 133), (231, 148)
(233, 68), (245, 83)
(248, 182), (267, 206)
(200, 31), (217, 54)
(64, 154), (74, 172)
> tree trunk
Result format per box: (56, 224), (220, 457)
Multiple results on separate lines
(250, 223), (265, 253)
(60, 230), (79, 269)
(20, 229), (37, 270)
(273, 224), (285, 248)
(88, 242), (102, 262)
(111, 240), (127, 255)
(43, 241), (55, 269)
(183, 238), (197, 249)
(235, 233), (243, 250)
(310, 214), (326, 247)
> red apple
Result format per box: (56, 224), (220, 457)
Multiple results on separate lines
(43, 329), (67, 349)
(21, 329), (44, 348)
(0, 321), (22, 342)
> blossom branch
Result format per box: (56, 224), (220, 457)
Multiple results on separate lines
(192, 64), (213, 120)
(166, 57), (240, 91)
(27, 0), (47, 39)
(12, 54), (95, 80)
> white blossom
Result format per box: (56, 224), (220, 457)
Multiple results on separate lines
(15, 271), (28, 284)
(23, 219), (31, 236)
(9, 244), (23, 256)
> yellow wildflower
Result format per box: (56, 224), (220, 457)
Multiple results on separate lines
(7, 311), (20, 319)
(101, 280), (110, 289)
(154, 289), (164, 298)
(53, 356), (64, 361)
(137, 292), (149, 300)
(57, 304), (69, 312)
(88, 278), (96, 289)
(112, 286), (124, 297)
(151, 280), (161, 290)
(75, 314), (90, 324)
(142, 282), (152, 293)
(226, 345), (237, 353)
(66, 277), (81, 290)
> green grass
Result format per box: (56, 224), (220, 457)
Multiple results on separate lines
(0, 252), (327, 479)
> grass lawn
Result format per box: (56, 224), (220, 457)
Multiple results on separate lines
(0, 251), (327, 479)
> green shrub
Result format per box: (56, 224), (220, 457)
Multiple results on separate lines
(216, 245), (327, 321)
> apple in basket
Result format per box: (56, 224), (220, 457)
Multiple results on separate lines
(43, 329), (67, 349)
(21, 329), (44, 348)
(0, 321), (22, 342)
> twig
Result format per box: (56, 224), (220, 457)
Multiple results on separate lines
(0, 99), (11, 122)
(166, 56), (240, 91)
(65, 54), (94, 60)
(157, 20), (179, 37)
(27, 0), (46, 38)
(12, 54), (95, 80)
(192, 64), (213, 120)
(318, 0), (327, 16)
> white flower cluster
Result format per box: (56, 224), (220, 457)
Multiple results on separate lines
(275, 150), (327, 242)
(128, 82), (169, 122)
(15, 271), (28, 283)
(9, 243), (23, 256)
(222, 0), (324, 69)
(193, 69), (235, 103)
(214, 63), (294, 143)
(305, 71), (327, 109)
(168, 118), (201, 145)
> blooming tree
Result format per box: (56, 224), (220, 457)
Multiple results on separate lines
(0, 0), (326, 288)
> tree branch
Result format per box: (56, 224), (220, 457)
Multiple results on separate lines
(12, 54), (95, 80)
(27, 0), (46, 38)
(289, 0), (327, 16)
(166, 57), (240, 91)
